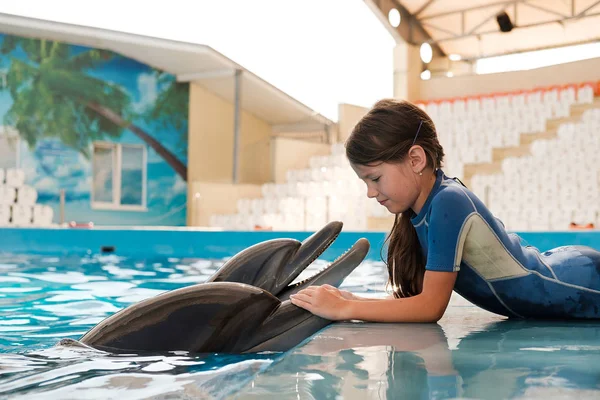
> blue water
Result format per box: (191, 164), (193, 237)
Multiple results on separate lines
(1, 252), (600, 399)
(235, 320), (600, 399)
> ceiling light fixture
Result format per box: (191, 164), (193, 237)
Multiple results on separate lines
(388, 9), (401, 28)
(420, 43), (433, 63)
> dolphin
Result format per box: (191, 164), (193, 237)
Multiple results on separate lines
(69, 221), (369, 354)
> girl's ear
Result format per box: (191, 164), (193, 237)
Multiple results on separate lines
(408, 145), (427, 174)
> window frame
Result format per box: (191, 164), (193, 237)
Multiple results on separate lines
(91, 141), (147, 212)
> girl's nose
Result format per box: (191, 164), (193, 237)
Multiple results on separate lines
(366, 186), (378, 199)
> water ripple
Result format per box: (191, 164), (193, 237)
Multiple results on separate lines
(0, 252), (385, 399)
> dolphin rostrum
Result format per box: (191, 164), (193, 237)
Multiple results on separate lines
(69, 222), (369, 354)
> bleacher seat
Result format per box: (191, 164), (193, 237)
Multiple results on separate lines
(5, 168), (25, 188)
(0, 204), (10, 226)
(16, 186), (37, 206)
(10, 204), (32, 226)
(0, 165), (56, 227)
(32, 205), (54, 227)
(210, 81), (600, 231)
(0, 186), (16, 204)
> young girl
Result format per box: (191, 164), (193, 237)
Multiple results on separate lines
(290, 99), (600, 322)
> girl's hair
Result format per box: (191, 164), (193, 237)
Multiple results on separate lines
(345, 99), (445, 298)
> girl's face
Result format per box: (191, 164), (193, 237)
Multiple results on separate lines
(351, 160), (421, 215)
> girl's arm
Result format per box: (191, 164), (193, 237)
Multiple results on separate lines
(290, 270), (457, 323)
(321, 284), (394, 301)
(345, 271), (457, 322)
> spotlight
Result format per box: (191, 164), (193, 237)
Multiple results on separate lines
(388, 9), (401, 28)
(449, 54), (462, 61)
(420, 43), (433, 63)
(446, 71), (454, 78)
(420, 70), (431, 80)
(496, 11), (514, 32)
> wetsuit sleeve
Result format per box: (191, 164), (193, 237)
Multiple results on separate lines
(425, 186), (477, 272)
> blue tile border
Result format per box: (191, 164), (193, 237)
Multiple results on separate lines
(0, 227), (389, 260)
(0, 227), (598, 260)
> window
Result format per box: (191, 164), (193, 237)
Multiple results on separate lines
(92, 142), (147, 211)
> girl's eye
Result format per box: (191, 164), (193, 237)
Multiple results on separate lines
(372, 177), (380, 183)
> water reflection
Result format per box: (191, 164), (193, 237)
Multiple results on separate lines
(236, 320), (600, 399)
(236, 322), (456, 399)
(453, 320), (600, 399)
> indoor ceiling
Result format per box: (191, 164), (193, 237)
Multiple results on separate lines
(393, 0), (600, 59)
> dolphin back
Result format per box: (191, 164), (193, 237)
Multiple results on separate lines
(79, 282), (280, 353)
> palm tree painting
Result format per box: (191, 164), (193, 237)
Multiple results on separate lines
(0, 34), (187, 179)
(0, 33), (189, 226)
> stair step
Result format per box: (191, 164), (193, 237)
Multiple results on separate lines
(519, 129), (558, 146)
(463, 161), (502, 182)
(546, 115), (580, 131)
(492, 146), (531, 162)
(458, 97), (600, 189)
(570, 104), (592, 117)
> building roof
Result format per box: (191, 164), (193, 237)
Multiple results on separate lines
(0, 12), (333, 128)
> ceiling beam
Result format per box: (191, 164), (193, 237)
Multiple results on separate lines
(521, 1), (570, 18)
(421, 21), (460, 38)
(365, 0), (445, 56)
(407, 0), (600, 55)
(420, 0), (524, 21)
(368, 0), (600, 60)
(431, 10), (600, 44)
(466, 5), (508, 36)
(576, 0), (600, 17)
(414, 0), (437, 16)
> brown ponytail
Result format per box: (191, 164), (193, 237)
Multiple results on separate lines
(345, 99), (444, 298)
(385, 212), (426, 297)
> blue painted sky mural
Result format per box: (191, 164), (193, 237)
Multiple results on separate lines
(0, 33), (189, 226)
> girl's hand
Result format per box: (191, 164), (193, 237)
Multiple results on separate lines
(289, 285), (351, 320)
(321, 284), (356, 300)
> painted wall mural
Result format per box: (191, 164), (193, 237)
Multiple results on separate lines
(0, 33), (189, 226)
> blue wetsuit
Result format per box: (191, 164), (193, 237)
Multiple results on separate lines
(412, 169), (600, 319)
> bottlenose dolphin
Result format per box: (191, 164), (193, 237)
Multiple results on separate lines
(67, 222), (369, 354)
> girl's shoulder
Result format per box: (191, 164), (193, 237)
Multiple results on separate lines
(433, 179), (476, 210)
(425, 179), (482, 227)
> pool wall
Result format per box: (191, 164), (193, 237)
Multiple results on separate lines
(1, 227), (599, 260)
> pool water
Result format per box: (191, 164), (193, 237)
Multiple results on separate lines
(236, 311), (600, 399)
(1, 253), (600, 399)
